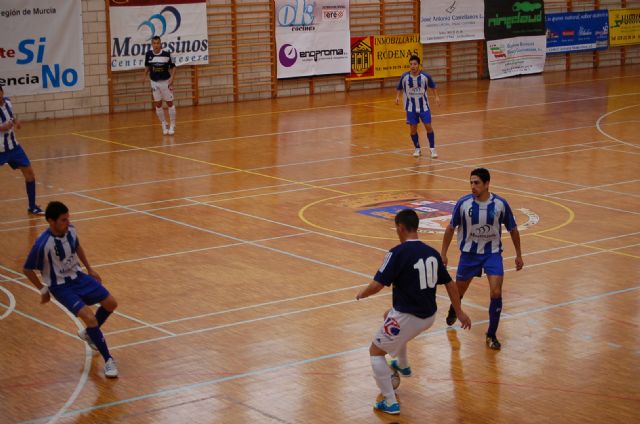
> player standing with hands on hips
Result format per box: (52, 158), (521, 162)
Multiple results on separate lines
(357, 209), (471, 415)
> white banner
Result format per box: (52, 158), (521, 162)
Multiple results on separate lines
(0, 0), (84, 95)
(109, 0), (208, 71)
(276, 0), (350, 79)
(420, 0), (485, 44)
(487, 36), (546, 80)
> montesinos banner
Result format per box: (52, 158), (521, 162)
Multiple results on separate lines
(109, 0), (208, 71)
(0, 0), (84, 95)
(420, 0), (485, 43)
(276, 0), (350, 79)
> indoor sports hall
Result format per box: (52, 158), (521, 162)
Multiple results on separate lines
(1, 1), (639, 423)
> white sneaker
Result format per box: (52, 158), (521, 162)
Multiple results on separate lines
(413, 148), (421, 157)
(104, 358), (119, 378)
(162, 124), (169, 135)
(77, 329), (98, 351)
(168, 125), (175, 135)
(430, 148), (438, 158)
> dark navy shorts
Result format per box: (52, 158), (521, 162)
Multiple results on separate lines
(456, 252), (504, 281)
(49, 272), (110, 316)
(406, 110), (432, 125)
(0, 145), (31, 169)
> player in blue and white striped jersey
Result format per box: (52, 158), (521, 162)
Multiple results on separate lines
(144, 36), (177, 135)
(441, 168), (523, 350)
(23, 201), (119, 378)
(395, 55), (440, 159)
(0, 84), (44, 215)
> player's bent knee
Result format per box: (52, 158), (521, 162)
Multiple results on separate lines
(369, 343), (386, 356)
(102, 295), (118, 311)
(77, 307), (98, 327)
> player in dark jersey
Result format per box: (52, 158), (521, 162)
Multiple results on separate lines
(357, 209), (471, 415)
(144, 36), (177, 135)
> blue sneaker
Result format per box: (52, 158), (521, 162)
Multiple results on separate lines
(389, 359), (412, 377)
(27, 206), (45, 216)
(374, 399), (400, 415)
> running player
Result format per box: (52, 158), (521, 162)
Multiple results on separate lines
(357, 209), (471, 415)
(441, 168), (524, 350)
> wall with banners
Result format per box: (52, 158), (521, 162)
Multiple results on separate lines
(5, 0), (109, 120)
(109, 0), (209, 71)
(349, 34), (421, 80)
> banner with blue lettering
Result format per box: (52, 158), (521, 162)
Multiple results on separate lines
(0, 0), (84, 95)
(109, 0), (209, 71)
(546, 10), (609, 53)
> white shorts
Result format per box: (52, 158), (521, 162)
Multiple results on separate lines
(372, 308), (435, 357)
(150, 79), (174, 102)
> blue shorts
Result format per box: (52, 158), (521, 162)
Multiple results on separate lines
(456, 252), (504, 281)
(0, 145), (31, 169)
(406, 111), (432, 125)
(49, 272), (110, 316)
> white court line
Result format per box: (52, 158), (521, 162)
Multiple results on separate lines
(549, 178), (640, 196)
(0, 264), (175, 336)
(0, 285), (16, 319)
(596, 104), (640, 149)
(0, 271), (92, 424)
(22, 283), (640, 424)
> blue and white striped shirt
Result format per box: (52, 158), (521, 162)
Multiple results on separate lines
(0, 97), (19, 153)
(450, 193), (518, 254)
(24, 225), (83, 287)
(396, 71), (436, 113)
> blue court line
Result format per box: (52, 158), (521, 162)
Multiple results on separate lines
(20, 284), (640, 424)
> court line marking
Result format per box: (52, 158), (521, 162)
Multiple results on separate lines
(21, 284), (640, 423)
(17, 73), (640, 141)
(0, 138), (617, 230)
(549, 178), (640, 196)
(0, 264), (176, 336)
(0, 271), (92, 424)
(595, 104), (640, 149)
(0, 285), (16, 320)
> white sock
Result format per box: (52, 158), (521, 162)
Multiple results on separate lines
(371, 356), (397, 404)
(396, 344), (409, 369)
(168, 106), (176, 127)
(155, 107), (166, 125)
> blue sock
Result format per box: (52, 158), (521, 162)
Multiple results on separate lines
(410, 133), (420, 148)
(26, 181), (36, 209)
(96, 307), (112, 327)
(86, 326), (112, 361)
(427, 132), (435, 148)
(487, 297), (502, 338)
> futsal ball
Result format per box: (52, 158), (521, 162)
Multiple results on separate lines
(391, 370), (401, 390)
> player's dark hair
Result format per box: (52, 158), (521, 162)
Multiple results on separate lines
(471, 167), (491, 183)
(409, 55), (421, 64)
(45, 201), (69, 221)
(152, 36), (161, 42)
(395, 209), (419, 232)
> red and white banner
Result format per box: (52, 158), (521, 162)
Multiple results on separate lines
(487, 35), (546, 79)
(109, 0), (208, 71)
(275, 0), (351, 79)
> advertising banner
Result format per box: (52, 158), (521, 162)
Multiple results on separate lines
(485, 0), (546, 41)
(545, 10), (609, 53)
(349, 34), (420, 80)
(420, 0), (485, 43)
(487, 35), (546, 79)
(609, 8), (640, 46)
(109, 0), (209, 71)
(0, 0), (84, 95)
(276, 0), (350, 79)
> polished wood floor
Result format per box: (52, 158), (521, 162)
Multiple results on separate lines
(1, 66), (640, 423)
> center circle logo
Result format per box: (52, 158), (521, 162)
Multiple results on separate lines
(279, 44), (297, 67)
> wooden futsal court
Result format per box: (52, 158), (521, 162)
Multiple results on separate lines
(1, 65), (639, 423)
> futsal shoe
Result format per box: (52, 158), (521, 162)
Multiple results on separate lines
(389, 359), (412, 377)
(27, 206), (45, 215)
(413, 148), (421, 157)
(162, 124), (169, 135)
(374, 399), (400, 415)
(486, 334), (502, 350)
(430, 148), (438, 158)
(104, 358), (119, 378)
(168, 125), (175, 135)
